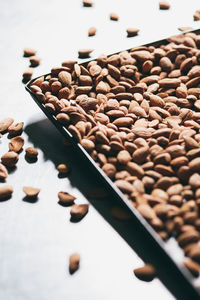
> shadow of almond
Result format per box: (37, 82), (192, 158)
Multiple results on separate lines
(0, 195), (12, 202)
(22, 196), (39, 203)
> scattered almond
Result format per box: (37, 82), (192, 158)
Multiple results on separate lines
(70, 204), (89, 220)
(0, 117), (14, 133)
(78, 49), (93, 58)
(134, 264), (156, 282)
(109, 13), (119, 21)
(23, 48), (36, 57)
(25, 147), (38, 159)
(1, 151), (19, 167)
(29, 56), (40, 67)
(23, 186), (40, 198)
(0, 185), (13, 199)
(69, 253), (80, 274)
(9, 136), (24, 152)
(88, 27), (96, 36)
(58, 192), (76, 206)
(126, 28), (139, 37)
(8, 122), (24, 136)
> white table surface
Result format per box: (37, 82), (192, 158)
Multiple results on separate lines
(0, 0), (200, 299)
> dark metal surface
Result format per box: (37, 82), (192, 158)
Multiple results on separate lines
(26, 29), (200, 300)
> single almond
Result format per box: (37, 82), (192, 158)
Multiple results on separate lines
(58, 71), (72, 87)
(134, 264), (156, 282)
(78, 49), (93, 58)
(0, 163), (8, 179)
(0, 117), (14, 133)
(1, 151), (19, 167)
(29, 56), (40, 67)
(57, 163), (70, 174)
(8, 122), (24, 136)
(24, 48), (36, 57)
(127, 28), (139, 37)
(159, 1), (170, 9)
(58, 192), (76, 206)
(69, 253), (80, 274)
(22, 69), (33, 82)
(0, 185), (13, 199)
(88, 27), (96, 36)
(109, 13), (119, 21)
(70, 204), (89, 220)
(23, 186), (40, 198)
(25, 147), (38, 159)
(9, 136), (24, 152)
(82, 0), (93, 7)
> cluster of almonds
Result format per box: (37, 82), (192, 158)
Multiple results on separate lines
(0, 117), (39, 200)
(29, 31), (200, 279)
(22, 48), (41, 83)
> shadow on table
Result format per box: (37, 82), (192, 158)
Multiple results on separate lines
(25, 117), (198, 300)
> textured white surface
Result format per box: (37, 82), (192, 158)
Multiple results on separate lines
(0, 0), (200, 299)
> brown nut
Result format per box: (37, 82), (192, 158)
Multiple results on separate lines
(29, 56), (40, 67)
(23, 186), (40, 198)
(1, 151), (19, 167)
(0, 117), (14, 133)
(88, 27), (96, 36)
(70, 204), (89, 221)
(9, 136), (24, 152)
(23, 48), (36, 57)
(69, 253), (80, 274)
(25, 147), (38, 159)
(0, 185), (13, 199)
(126, 28), (139, 37)
(57, 163), (70, 175)
(0, 163), (8, 180)
(58, 192), (76, 206)
(8, 122), (24, 136)
(134, 264), (156, 282)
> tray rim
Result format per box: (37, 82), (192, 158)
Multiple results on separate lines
(25, 28), (200, 300)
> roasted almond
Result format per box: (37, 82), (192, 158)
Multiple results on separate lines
(134, 264), (156, 282)
(0, 185), (13, 199)
(9, 136), (24, 152)
(58, 192), (76, 206)
(69, 253), (80, 274)
(25, 147), (38, 159)
(1, 151), (19, 167)
(70, 204), (89, 221)
(23, 186), (40, 198)
(0, 117), (14, 133)
(8, 122), (24, 136)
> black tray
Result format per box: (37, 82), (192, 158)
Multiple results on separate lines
(26, 29), (200, 300)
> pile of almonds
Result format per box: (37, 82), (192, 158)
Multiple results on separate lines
(29, 31), (200, 278)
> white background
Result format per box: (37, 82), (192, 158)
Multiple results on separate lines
(0, 0), (200, 299)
